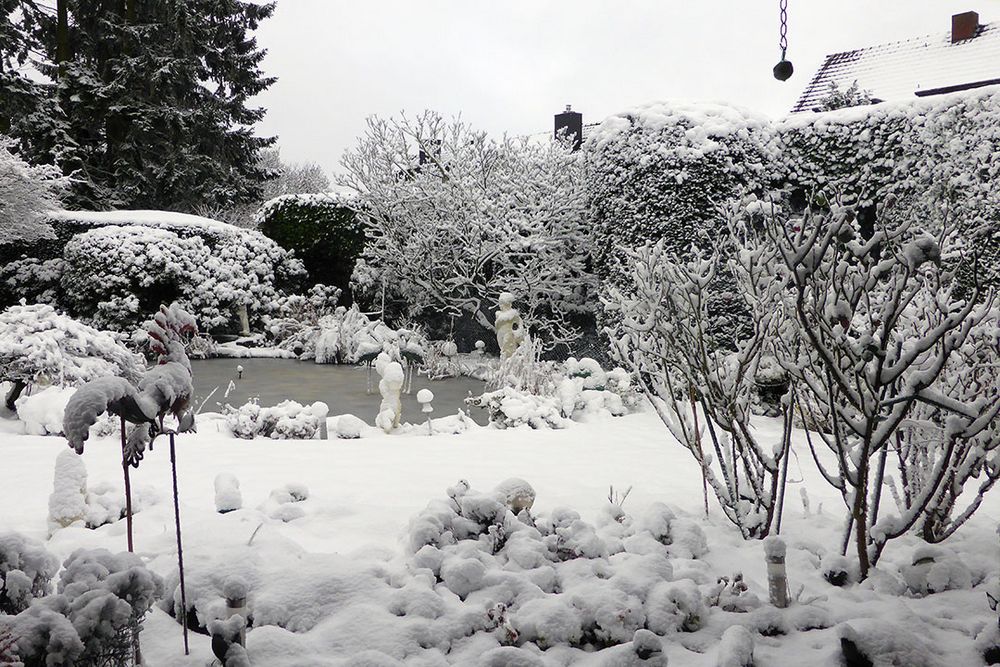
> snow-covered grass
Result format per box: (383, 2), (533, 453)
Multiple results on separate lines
(1, 410), (997, 665)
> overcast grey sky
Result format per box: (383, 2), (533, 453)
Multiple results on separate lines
(252, 1), (998, 177)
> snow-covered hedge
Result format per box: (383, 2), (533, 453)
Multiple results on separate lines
(774, 87), (1000, 289)
(256, 193), (365, 301)
(4, 210), (305, 331)
(585, 101), (775, 300)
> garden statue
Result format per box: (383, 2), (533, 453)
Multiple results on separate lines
(495, 292), (525, 359)
(375, 351), (404, 432)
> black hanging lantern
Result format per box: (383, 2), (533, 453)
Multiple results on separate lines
(773, 0), (793, 81)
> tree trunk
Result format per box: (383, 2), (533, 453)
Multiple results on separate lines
(4, 380), (26, 411)
(56, 0), (70, 71)
(853, 460), (871, 580)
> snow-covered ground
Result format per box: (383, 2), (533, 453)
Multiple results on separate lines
(1, 409), (997, 666)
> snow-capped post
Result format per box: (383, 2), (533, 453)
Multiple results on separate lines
(763, 536), (789, 608)
(495, 292), (525, 359)
(474, 340), (485, 356)
(224, 577), (248, 648)
(236, 364), (244, 380)
(417, 389), (434, 435)
(120, 416), (135, 552)
(169, 431), (189, 655)
(313, 401), (329, 439)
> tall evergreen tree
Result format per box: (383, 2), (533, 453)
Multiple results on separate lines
(5, 0), (276, 211)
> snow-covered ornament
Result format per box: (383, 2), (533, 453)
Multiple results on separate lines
(494, 477), (536, 513)
(495, 292), (525, 359)
(236, 364), (244, 380)
(375, 360), (404, 432)
(417, 388), (434, 435)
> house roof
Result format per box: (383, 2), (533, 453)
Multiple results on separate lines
(792, 21), (1000, 113)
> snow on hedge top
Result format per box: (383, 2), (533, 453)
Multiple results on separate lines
(47, 209), (241, 239)
(586, 100), (772, 154)
(0, 304), (143, 386)
(255, 190), (356, 221)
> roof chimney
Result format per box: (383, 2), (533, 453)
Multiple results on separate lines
(951, 11), (980, 43)
(554, 105), (583, 151)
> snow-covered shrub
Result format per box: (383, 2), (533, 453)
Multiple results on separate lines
(267, 303), (427, 367)
(900, 546), (973, 596)
(511, 597), (583, 648)
(0, 533), (59, 614)
(335, 414), (367, 439)
(753, 201), (1000, 579)
(0, 303), (143, 410)
(606, 220), (793, 539)
(645, 579), (707, 633)
(58, 221), (300, 332)
(775, 87), (1000, 292)
(256, 192), (365, 299)
(14, 386), (75, 435)
(716, 624), (755, 667)
(7, 548), (163, 667)
(585, 101), (775, 332)
(340, 110), (597, 351)
(9, 210), (304, 332)
(224, 399), (326, 440)
(466, 387), (569, 430)
(470, 355), (638, 429)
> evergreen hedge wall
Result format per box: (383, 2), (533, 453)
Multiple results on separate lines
(256, 193), (366, 304)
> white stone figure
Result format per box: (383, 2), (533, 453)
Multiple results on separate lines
(495, 292), (525, 359)
(375, 358), (405, 432)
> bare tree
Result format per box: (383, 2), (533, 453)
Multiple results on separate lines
(757, 199), (999, 579)
(606, 221), (793, 539)
(338, 110), (595, 350)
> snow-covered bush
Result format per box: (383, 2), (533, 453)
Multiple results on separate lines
(753, 200), (999, 579)
(469, 354), (639, 429)
(605, 219), (793, 539)
(8, 547), (164, 667)
(224, 399), (326, 439)
(0, 533), (59, 614)
(340, 110), (597, 351)
(266, 303), (427, 368)
(0, 303), (143, 410)
(3, 210), (305, 332)
(58, 221), (300, 332)
(585, 101), (775, 329)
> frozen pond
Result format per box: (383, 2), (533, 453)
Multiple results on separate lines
(190, 358), (488, 424)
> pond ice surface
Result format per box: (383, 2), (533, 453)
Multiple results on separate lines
(190, 358), (488, 424)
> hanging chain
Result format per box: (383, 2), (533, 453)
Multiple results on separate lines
(779, 0), (789, 58)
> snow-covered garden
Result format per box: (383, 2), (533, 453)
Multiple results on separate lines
(2, 6), (1000, 664)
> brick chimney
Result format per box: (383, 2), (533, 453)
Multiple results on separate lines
(952, 11), (980, 43)
(554, 105), (583, 151)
